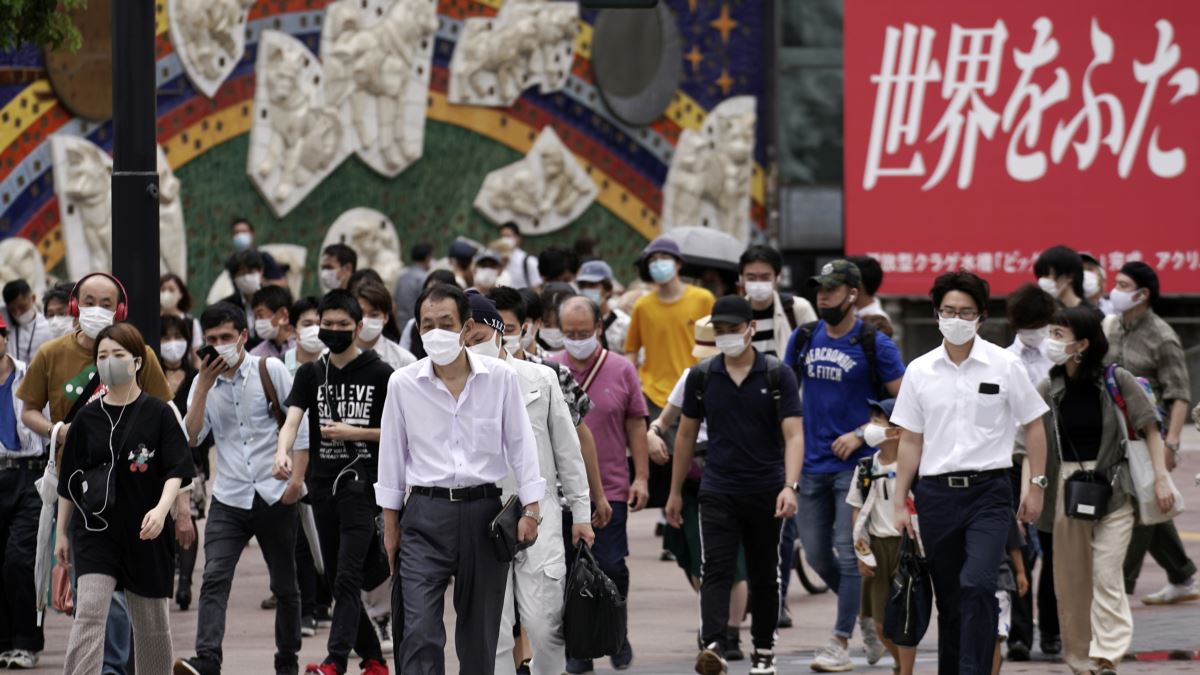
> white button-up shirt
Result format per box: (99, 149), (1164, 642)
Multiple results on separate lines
(1006, 337), (1053, 388)
(188, 353), (308, 509)
(374, 350), (546, 509)
(891, 337), (1048, 476)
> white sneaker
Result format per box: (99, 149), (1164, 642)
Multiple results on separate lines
(810, 638), (853, 672)
(860, 617), (886, 665)
(372, 615), (393, 653)
(6, 650), (38, 669)
(1142, 579), (1200, 606)
(0, 651), (14, 668)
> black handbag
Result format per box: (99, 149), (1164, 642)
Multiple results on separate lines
(883, 531), (933, 648)
(489, 495), (533, 563)
(1063, 470), (1112, 521)
(563, 542), (627, 659)
(72, 395), (147, 528)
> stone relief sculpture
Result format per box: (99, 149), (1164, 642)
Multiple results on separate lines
(168, 0), (256, 98)
(661, 96), (757, 244)
(248, 30), (351, 218)
(0, 238), (47, 300)
(157, 146), (189, 281)
(322, 208), (404, 291)
(206, 243), (309, 306)
(474, 126), (597, 235)
(448, 0), (579, 107)
(322, 0), (438, 177)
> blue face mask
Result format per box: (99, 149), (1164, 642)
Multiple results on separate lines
(649, 259), (677, 284)
(581, 288), (603, 306)
(233, 232), (253, 251)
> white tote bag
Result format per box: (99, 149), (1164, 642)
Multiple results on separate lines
(1113, 406), (1184, 525)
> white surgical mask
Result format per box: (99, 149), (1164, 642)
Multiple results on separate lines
(254, 317), (279, 341)
(79, 306), (115, 339)
(473, 268), (499, 289)
(1045, 339), (1074, 365)
(468, 334), (502, 359)
(359, 317), (384, 343)
(1083, 270), (1102, 298)
(233, 232), (253, 251)
(539, 327), (565, 350)
(1017, 327), (1048, 349)
(234, 272), (261, 296)
(422, 328), (463, 366)
(863, 424), (891, 449)
(320, 269), (341, 291)
(160, 339), (188, 364)
(298, 325), (324, 353)
(938, 316), (978, 346)
(214, 341), (242, 368)
(503, 333), (523, 355)
(1037, 276), (1061, 297)
(97, 356), (138, 389)
(745, 281), (774, 303)
(159, 290), (180, 311)
(580, 288), (603, 306)
(649, 259), (677, 284)
(564, 335), (598, 360)
(715, 332), (749, 357)
(48, 315), (74, 337)
(519, 323), (535, 351)
(1109, 288), (1143, 313)
(13, 307), (36, 326)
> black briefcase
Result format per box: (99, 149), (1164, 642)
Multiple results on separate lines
(489, 495), (534, 562)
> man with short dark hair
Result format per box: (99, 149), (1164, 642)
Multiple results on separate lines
(575, 260), (630, 355)
(537, 246), (579, 286)
(2, 280), (51, 363)
(222, 250), (267, 346)
(1033, 245), (1087, 309)
(251, 286), (296, 360)
(176, 303), (308, 675)
(230, 218), (286, 284)
(321, 245), (359, 292)
(738, 246), (816, 358)
(394, 243), (434, 329)
(845, 256), (889, 322)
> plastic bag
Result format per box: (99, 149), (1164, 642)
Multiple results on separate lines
(563, 542), (627, 659)
(883, 531), (932, 648)
(52, 562), (74, 616)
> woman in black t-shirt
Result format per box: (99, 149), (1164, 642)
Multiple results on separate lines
(55, 323), (193, 674)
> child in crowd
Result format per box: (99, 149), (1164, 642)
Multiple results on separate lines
(993, 519), (1029, 675)
(846, 398), (915, 675)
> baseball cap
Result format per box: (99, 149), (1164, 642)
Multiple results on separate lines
(449, 240), (477, 260)
(466, 290), (505, 332)
(867, 398), (897, 419)
(808, 259), (862, 290)
(709, 295), (752, 325)
(577, 260), (613, 284)
(691, 316), (718, 358)
(474, 249), (503, 265)
(642, 237), (682, 261)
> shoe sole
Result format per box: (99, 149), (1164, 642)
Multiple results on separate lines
(174, 662), (202, 675)
(810, 663), (853, 673)
(1144, 591), (1200, 606)
(301, 629), (317, 637)
(695, 651), (727, 675)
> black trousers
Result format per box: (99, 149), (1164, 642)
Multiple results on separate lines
(697, 489), (782, 651)
(314, 485), (384, 672)
(1124, 521), (1198, 592)
(1036, 530), (1060, 642)
(1004, 467), (1034, 648)
(0, 467), (43, 653)
(915, 477), (1011, 675)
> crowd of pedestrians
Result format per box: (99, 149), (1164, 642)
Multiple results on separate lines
(0, 226), (1196, 675)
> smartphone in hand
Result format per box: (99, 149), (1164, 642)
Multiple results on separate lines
(197, 345), (219, 365)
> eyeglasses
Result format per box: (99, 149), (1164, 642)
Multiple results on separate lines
(936, 307), (980, 321)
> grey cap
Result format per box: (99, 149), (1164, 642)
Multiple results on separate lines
(577, 260), (613, 284)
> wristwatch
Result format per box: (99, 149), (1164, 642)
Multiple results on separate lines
(786, 482), (801, 493)
(521, 509), (543, 525)
(854, 426), (866, 440)
(1030, 475), (1049, 489)
(1165, 440), (1181, 453)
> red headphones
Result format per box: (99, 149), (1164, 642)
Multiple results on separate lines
(68, 272), (130, 321)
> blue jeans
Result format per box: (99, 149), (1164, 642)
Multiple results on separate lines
(795, 470), (859, 639)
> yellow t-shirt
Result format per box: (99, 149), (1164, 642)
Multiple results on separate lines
(624, 285), (715, 408)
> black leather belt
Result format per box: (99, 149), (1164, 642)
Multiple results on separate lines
(411, 484), (501, 502)
(922, 468), (1007, 489)
(0, 456), (47, 472)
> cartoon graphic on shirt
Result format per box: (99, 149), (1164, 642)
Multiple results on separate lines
(128, 444), (155, 472)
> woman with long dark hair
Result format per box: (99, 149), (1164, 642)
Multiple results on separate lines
(1035, 306), (1174, 675)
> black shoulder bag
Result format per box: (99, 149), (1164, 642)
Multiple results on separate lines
(1052, 401), (1112, 521)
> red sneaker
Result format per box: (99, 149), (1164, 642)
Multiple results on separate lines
(304, 663), (339, 675)
(361, 659), (389, 675)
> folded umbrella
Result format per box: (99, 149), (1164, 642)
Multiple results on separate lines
(299, 501), (324, 577)
(33, 457), (59, 626)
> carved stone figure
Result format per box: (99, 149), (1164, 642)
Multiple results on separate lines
(474, 127), (597, 235)
(322, 0), (438, 176)
(448, 0), (579, 107)
(157, 146), (188, 281)
(0, 238), (47, 299)
(661, 96), (757, 244)
(169, 0), (256, 98)
(322, 209), (404, 290)
(248, 30), (350, 218)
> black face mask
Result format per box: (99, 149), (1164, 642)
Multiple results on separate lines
(818, 295), (854, 326)
(319, 329), (356, 355)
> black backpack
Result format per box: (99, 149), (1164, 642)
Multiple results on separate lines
(779, 292), (800, 332)
(687, 353), (786, 426)
(789, 320), (886, 400)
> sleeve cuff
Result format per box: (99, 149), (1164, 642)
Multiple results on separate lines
(517, 478), (548, 509)
(570, 500), (591, 525)
(374, 483), (407, 510)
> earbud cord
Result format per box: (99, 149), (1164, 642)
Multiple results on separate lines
(68, 395), (127, 533)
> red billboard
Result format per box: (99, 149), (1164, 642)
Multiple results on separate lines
(844, 1), (1200, 295)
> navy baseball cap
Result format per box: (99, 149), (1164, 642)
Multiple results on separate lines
(710, 295), (753, 325)
(867, 398), (896, 418)
(466, 290), (505, 332)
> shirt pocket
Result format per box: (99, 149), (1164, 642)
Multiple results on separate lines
(474, 417), (503, 456)
(973, 381), (1007, 428)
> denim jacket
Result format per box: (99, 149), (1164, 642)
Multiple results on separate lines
(1035, 366), (1158, 532)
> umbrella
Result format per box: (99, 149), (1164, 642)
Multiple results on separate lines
(33, 453), (59, 626)
(299, 501), (324, 577)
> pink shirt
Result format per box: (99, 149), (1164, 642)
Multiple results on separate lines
(555, 350), (647, 502)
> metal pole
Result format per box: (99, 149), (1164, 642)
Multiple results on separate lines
(110, 0), (161, 351)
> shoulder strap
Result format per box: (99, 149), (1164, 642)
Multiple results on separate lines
(779, 293), (799, 332)
(764, 353), (784, 423)
(789, 321), (819, 377)
(258, 357), (287, 429)
(580, 349), (609, 393)
(857, 321), (882, 398)
(1102, 364), (1137, 441)
(64, 370), (102, 424)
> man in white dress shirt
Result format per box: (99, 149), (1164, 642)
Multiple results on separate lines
(375, 283), (543, 675)
(891, 271), (1050, 675)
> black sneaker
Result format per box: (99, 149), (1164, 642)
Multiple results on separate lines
(777, 604), (793, 629)
(694, 643), (728, 675)
(724, 627), (744, 661)
(1007, 641), (1030, 661)
(1041, 637), (1062, 656)
(301, 615), (318, 637)
(749, 650), (776, 675)
(174, 656), (220, 675)
(261, 594), (278, 610)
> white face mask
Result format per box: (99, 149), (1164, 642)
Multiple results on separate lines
(422, 328), (463, 366)
(519, 323), (535, 351)
(13, 307), (36, 326)
(564, 335), (598, 360)
(745, 281), (774, 303)
(1109, 288), (1143, 313)
(79, 306), (115, 339)
(48, 315), (74, 337)
(539, 327), (565, 350)
(160, 289), (181, 311)
(160, 339), (188, 364)
(298, 325), (323, 353)
(359, 317), (384, 343)
(1045, 338), (1075, 365)
(473, 268), (499, 289)
(503, 333), (523, 355)
(1017, 327), (1048, 349)
(714, 331), (749, 358)
(1037, 276), (1061, 297)
(233, 232), (253, 251)
(254, 317), (279, 341)
(1083, 270), (1102, 298)
(938, 316), (978, 346)
(214, 341), (242, 368)
(320, 268), (341, 291)
(468, 333), (502, 359)
(863, 423), (892, 449)
(234, 272), (262, 296)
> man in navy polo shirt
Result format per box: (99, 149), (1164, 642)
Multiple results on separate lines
(667, 296), (803, 675)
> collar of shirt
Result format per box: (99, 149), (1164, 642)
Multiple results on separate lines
(415, 347), (489, 390)
(707, 350), (767, 376)
(206, 353), (288, 509)
(934, 338), (991, 370)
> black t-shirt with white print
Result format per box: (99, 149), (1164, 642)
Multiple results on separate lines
(286, 349), (393, 500)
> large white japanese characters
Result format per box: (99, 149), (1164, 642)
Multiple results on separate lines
(661, 95), (756, 244)
(474, 126), (597, 235)
(448, 0), (580, 107)
(169, 0), (256, 98)
(322, 208), (405, 291)
(321, 0), (439, 177)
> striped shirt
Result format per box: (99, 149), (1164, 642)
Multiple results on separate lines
(751, 305), (779, 356)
